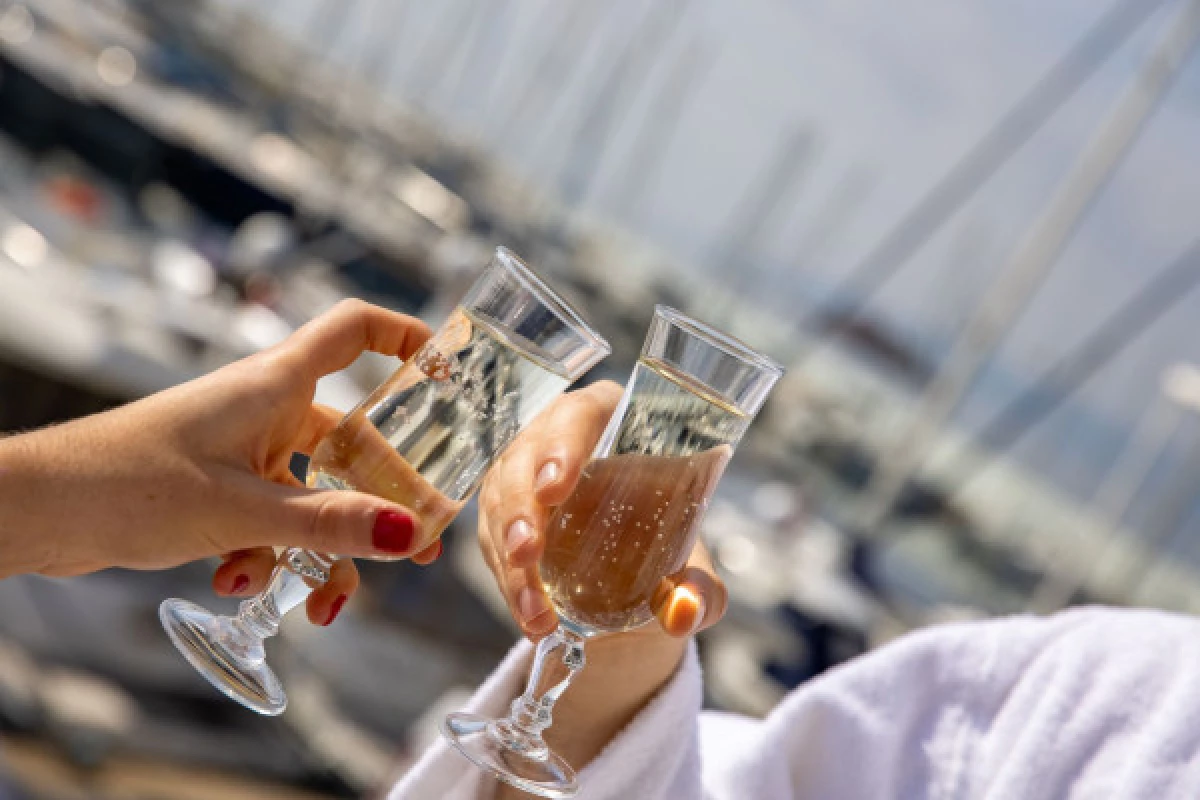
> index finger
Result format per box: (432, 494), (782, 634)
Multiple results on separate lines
(488, 381), (624, 568)
(280, 299), (434, 382)
(529, 380), (624, 506)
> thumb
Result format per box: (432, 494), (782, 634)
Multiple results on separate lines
(653, 566), (728, 637)
(231, 477), (424, 559)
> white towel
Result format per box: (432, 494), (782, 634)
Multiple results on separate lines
(391, 607), (1200, 799)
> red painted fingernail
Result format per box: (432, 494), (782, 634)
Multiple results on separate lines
(373, 510), (415, 554)
(232, 574), (249, 594)
(429, 540), (444, 562)
(325, 594), (348, 626)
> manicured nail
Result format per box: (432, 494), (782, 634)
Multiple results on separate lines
(232, 574), (249, 594)
(672, 587), (705, 635)
(506, 519), (533, 556)
(535, 460), (562, 491)
(429, 540), (444, 562)
(517, 586), (551, 624)
(324, 594), (348, 626)
(373, 510), (415, 554)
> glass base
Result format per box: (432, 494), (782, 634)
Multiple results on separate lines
(159, 598), (287, 716)
(442, 712), (578, 798)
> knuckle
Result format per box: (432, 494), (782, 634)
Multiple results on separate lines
(591, 379), (623, 399)
(566, 388), (598, 415)
(479, 485), (501, 523)
(307, 492), (345, 549)
(508, 441), (540, 472)
(572, 390), (613, 426)
(509, 486), (535, 512)
(235, 351), (281, 389)
(252, 349), (307, 396)
(503, 565), (524, 604)
(336, 298), (372, 336)
(256, 346), (293, 374)
(584, 380), (622, 409)
(333, 297), (370, 318)
(406, 316), (433, 340)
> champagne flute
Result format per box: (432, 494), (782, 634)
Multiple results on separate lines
(159, 247), (610, 716)
(442, 305), (782, 797)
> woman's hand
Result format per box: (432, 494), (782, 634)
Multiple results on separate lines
(477, 380), (728, 643)
(0, 299), (441, 624)
(476, 380), (729, 783)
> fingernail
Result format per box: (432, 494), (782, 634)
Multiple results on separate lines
(672, 587), (705, 635)
(324, 594), (348, 626)
(535, 459), (562, 491)
(373, 510), (415, 554)
(429, 540), (444, 562)
(517, 586), (551, 624)
(506, 519), (533, 555)
(232, 574), (249, 594)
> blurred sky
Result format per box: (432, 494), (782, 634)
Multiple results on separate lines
(253, 0), (1200, 510)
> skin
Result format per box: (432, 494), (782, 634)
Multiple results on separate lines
(0, 299), (441, 624)
(475, 381), (728, 795)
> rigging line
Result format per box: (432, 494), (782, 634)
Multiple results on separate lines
(952, 238), (1200, 496)
(796, 0), (1165, 353)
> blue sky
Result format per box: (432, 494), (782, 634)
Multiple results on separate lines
(261, 0), (1200, 511)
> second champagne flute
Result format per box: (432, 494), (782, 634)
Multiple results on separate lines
(443, 305), (782, 797)
(159, 247), (611, 715)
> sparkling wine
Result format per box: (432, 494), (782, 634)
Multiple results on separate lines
(540, 357), (746, 632)
(308, 307), (571, 554)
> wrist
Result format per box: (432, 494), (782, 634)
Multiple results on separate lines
(581, 624), (688, 677)
(0, 411), (144, 578)
(0, 428), (58, 577)
(541, 625), (688, 767)
(492, 629), (690, 800)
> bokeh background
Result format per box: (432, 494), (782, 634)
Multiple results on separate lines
(2, 0), (1200, 796)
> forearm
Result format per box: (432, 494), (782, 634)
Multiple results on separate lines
(0, 425), (68, 577)
(0, 407), (166, 578)
(495, 627), (688, 800)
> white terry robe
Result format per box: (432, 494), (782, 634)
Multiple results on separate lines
(389, 607), (1200, 799)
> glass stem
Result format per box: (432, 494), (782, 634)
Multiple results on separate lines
(219, 548), (333, 661)
(489, 624), (586, 761)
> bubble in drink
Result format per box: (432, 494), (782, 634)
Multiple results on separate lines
(540, 357), (746, 632)
(309, 307), (571, 557)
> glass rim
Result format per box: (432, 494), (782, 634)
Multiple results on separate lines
(652, 305), (783, 378)
(493, 246), (612, 365)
